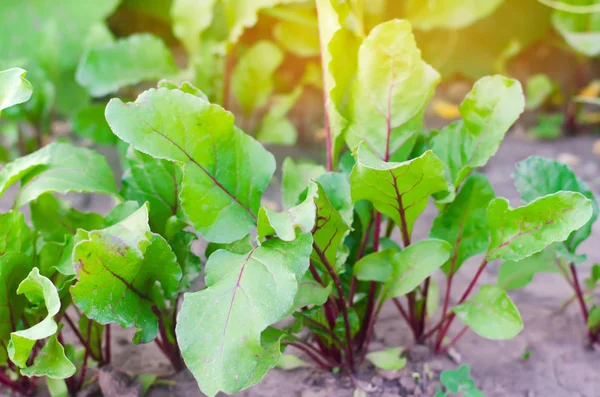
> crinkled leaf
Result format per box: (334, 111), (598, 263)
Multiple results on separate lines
(106, 87), (275, 243)
(21, 333), (75, 379)
(12, 142), (117, 208)
(77, 33), (177, 97)
(404, 0), (503, 31)
(351, 146), (450, 240)
(486, 192), (593, 261)
(497, 250), (558, 290)
(525, 74), (554, 110)
(71, 205), (181, 343)
(431, 75), (525, 187)
(281, 157), (326, 208)
(231, 41), (284, 114)
(176, 234), (312, 397)
(453, 285), (523, 340)
(0, 68), (33, 112)
(552, 2), (600, 56)
(431, 174), (495, 274)
(365, 347), (406, 371)
(346, 20), (439, 161)
(513, 156), (598, 252)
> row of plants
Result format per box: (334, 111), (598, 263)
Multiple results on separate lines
(1, 3), (598, 395)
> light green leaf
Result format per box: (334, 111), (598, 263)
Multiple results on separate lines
(346, 20), (439, 161)
(170, 231), (202, 293)
(72, 105), (118, 145)
(281, 157), (326, 208)
(497, 250), (559, 290)
(431, 174), (495, 274)
(176, 234), (312, 397)
(256, 86), (302, 145)
(0, 147), (51, 197)
(453, 285), (523, 340)
(354, 249), (398, 282)
(171, 0), (217, 56)
(431, 75), (525, 187)
(106, 87), (275, 243)
(350, 146), (450, 240)
(427, 279), (440, 318)
(231, 41), (284, 114)
(122, 147), (183, 237)
(440, 364), (484, 396)
(0, 211), (34, 256)
(47, 377), (69, 397)
(12, 142), (117, 208)
(277, 354), (310, 370)
(71, 205), (181, 343)
(383, 239), (452, 300)
(365, 347), (406, 371)
(292, 273), (332, 312)
(158, 79), (208, 100)
(525, 74), (554, 110)
(77, 33), (177, 97)
(205, 234), (254, 258)
(513, 156), (598, 253)
(486, 192), (593, 262)
(405, 0), (504, 31)
(273, 8), (320, 57)
(0, 68), (33, 112)
(21, 333), (75, 379)
(588, 306), (600, 330)
(528, 113), (563, 140)
(552, 2), (600, 56)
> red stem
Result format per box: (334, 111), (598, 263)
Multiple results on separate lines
(437, 249), (459, 343)
(63, 313), (101, 362)
(569, 263), (596, 342)
(105, 324), (111, 364)
(438, 325), (469, 354)
(287, 342), (333, 370)
(392, 298), (411, 325)
(78, 320), (93, 390)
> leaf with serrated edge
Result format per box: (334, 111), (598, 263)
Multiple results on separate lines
(176, 234), (312, 397)
(106, 87), (275, 243)
(0, 68), (33, 112)
(486, 192), (593, 262)
(453, 285), (523, 340)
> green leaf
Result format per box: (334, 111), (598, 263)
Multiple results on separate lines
(78, 316), (104, 363)
(497, 250), (559, 290)
(292, 273), (332, 312)
(0, 68), (33, 112)
(47, 377), (69, 397)
(383, 239), (452, 300)
(404, 0), (504, 31)
(176, 234), (312, 397)
(170, 0), (217, 56)
(525, 74), (554, 110)
(453, 285), (523, 340)
(552, 2), (600, 56)
(122, 147), (183, 237)
(11, 142), (117, 208)
(365, 347), (406, 371)
(205, 234), (254, 258)
(0, 146), (51, 197)
(528, 113), (563, 140)
(354, 249), (398, 282)
(170, 231), (202, 293)
(272, 8), (320, 57)
(20, 333), (75, 379)
(486, 192), (593, 262)
(431, 75), (525, 187)
(281, 157), (326, 208)
(440, 365), (484, 396)
(76, 33), (177, 97)
(427, 279), (440, 318)
(72, 105), (118, 145)
(588, 306), (600, 330)
(585, 264), (600, 289)
(431, 174), (495, 274)
(346, 20), (440, 161)
(256, 86), (302, 145)
(71, 204), (181, 343)
(513, 156), (599, 253)
(0, 211), (34, 256)
(277, 354), (310, 370)
(231, 41), (284, 114)
(350, 146), (450, 240)
(106, 87), (275, 243)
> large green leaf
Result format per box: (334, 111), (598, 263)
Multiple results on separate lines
(231, 41), (284, 115)
(0, 68), (33, 112)
(122, 147), (183, 237)
(431, 174), (495, 274)
(350, 145), (450, 240)
(8, 142), (117, 208)
(552, 0), (600, 56)
(497, 249), (558, 290)
(71, 205), (181, 343)
(77, 33), (177, 97)
(176, 234), (312, 397)
(346, 20), (439, 161)
(405, 0), (503, 31)
(453, 285), (523, 340)
(486, 192), (593, 262)
(106, 86), (275, 243)
(513, 156), (598, 253)
(281, 157), (326, 208)
(431, 75), (524, 187)
(0, 147), (50, 197)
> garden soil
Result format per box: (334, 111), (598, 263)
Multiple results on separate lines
(13, 133), (600, 397)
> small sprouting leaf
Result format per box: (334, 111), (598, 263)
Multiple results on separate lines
(497, 250), (558, 290)
(71, 204), (181, 343)
(72, 104), (118, 145)
(77, 33), (177, 97)
(528, 113), (563, 140)
(404, 0), (503, 31)
(588, 306), (600, 331)
(431, 75), (525, 187)
(354, 249), (398, 282)
(453, 285), (523, 340)
(277, 354), (310, 370)
(346, 20), (440, 161)
(351, 146), (450, 240)
(525, 74), (554, 109)
(10, 142), (117, 208)
(0, 68), (33, 112)
(281, 157), (326, 208)
(440, 365), (484, 396)
(383, 239), (452, 299)
(513, 156), (599, 252)
(365, 347), (407, 371)
(106, 86), (275, 243)
(486, 192), (593, 262)
(176, 234), (312, 397)
(431, 174), (495, 275)
(231, 41), (284, 115)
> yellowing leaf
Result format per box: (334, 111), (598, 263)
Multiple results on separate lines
(432, 99), (460, 120)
